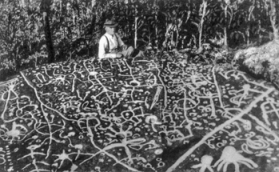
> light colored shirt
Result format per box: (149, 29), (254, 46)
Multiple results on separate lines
(98, 33), (125, 59)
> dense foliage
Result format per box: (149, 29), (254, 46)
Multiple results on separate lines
(0, 0), (278, 81)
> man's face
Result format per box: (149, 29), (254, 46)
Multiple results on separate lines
(105, 26), (116, 35)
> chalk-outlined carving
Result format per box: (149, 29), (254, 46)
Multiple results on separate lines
(192, 155), (214, 172)
(0, 56), (278, 172)
(214, 146), (258, 172)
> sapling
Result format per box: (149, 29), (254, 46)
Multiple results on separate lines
(175, 17), (182, 48)
(265, 0), (279, 40)
(192, 0), (209, 53)
(246, 0), (255, 45)
(154, 2), (159, 49)
(198, 0), (208, 52)
(134, 16), (138, 48)
(221, 0), (241, 49)
(221, 0), (230, 50)
(133, 4), (144, 49)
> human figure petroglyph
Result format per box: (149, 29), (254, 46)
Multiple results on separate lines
(192, 155), (214, 172)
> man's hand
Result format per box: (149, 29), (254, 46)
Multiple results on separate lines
(121, 44), (127, 50)
(115, 53), (123, 58)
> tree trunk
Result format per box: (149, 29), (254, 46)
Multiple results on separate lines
(14, 43), (21, 72)
(223, 4), (228, 50)
(155, 14), (158, 49)
(269, 0), (278, 40)
(198, 0), (207, 52)
(44, 12), (55, 63)
(224, 27), (228, 49)
(41, 1), (55, 63)
(134, 17), (138, 48)
(89, 10), (96, 36)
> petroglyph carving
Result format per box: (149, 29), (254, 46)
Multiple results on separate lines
(0, 56), (278, 172)
(214, 146), (258, 172)
(192, 155), (214, 172)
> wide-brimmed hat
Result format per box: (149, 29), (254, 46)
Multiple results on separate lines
(103, 19), (118, 28)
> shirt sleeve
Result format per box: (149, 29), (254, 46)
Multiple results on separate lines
(98, 36), (106, 59)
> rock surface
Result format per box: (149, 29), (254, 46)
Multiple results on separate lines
(0, 56), (279, 172)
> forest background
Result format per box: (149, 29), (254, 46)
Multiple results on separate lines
(0, 0), (279, 85)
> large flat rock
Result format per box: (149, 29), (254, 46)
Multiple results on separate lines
(0, 57), (278, 172)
